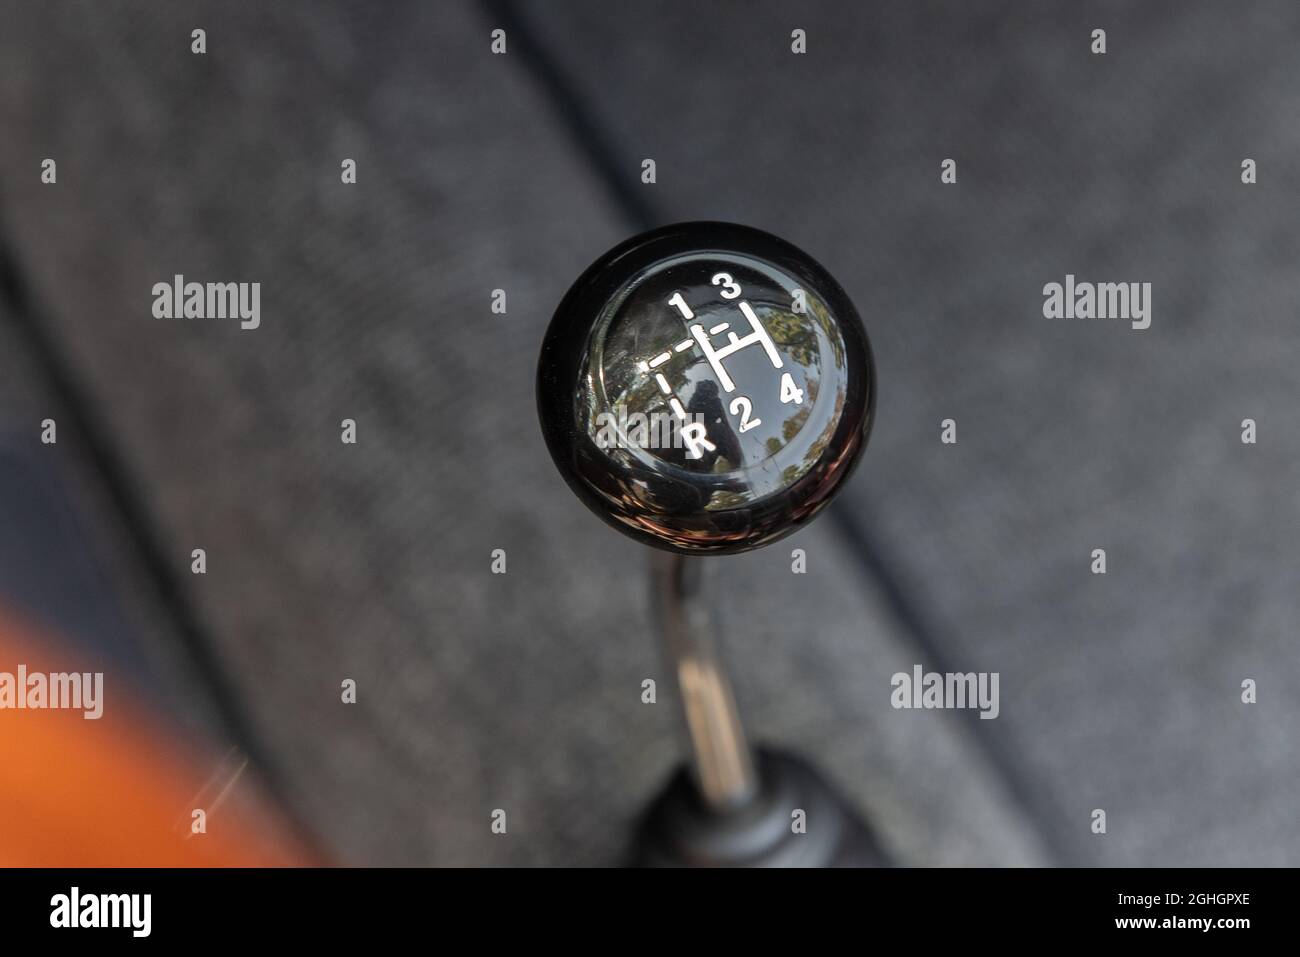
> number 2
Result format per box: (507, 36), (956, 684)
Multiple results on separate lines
(729, 396), (761, 432)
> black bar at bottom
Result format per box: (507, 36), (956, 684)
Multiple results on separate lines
(0, 867), (1283, 943)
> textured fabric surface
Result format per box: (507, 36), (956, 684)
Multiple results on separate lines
(0, 1), (1046, 865)
(0, 300), (227, 743)
(515, 0), (1300, 864)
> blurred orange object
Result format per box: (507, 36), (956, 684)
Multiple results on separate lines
(0, 606), (309, 866)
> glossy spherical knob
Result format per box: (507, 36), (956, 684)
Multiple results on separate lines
(537, 222), (875, 555)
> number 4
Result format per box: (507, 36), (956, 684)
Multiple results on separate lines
(780, 372), (804, 405)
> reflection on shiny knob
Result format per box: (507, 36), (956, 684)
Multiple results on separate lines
(538, 222), (875, 555)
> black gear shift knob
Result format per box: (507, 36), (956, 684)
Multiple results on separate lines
(538, 222), (875, 554)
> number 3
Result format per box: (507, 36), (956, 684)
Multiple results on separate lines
(712, 272), (741, 300)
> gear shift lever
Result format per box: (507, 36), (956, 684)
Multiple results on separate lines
(650, 550), (756, 810)
(537, 222), (883, 866)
